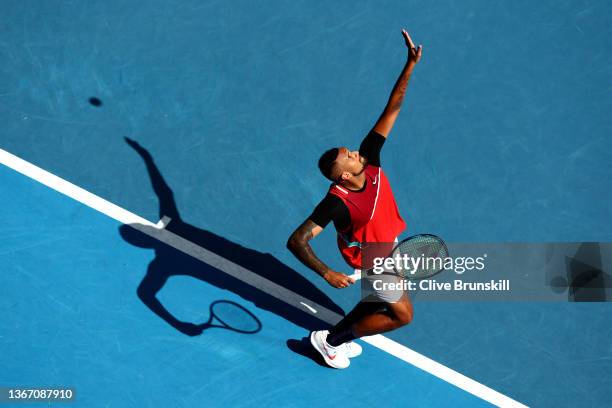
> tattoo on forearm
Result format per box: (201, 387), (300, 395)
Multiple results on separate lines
(388, 63), (413, 112)
(287, 221), (329, 277)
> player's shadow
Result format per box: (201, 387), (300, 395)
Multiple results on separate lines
(120, 137), (344, 336)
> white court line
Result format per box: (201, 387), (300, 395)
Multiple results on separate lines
(155, 215), (172, 229)
(299, 301), (318, 314)
(0, 148), (527, 408)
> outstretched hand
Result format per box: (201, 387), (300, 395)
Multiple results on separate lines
(402, 29), (422, 65)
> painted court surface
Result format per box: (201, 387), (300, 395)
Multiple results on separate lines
(1, 1), (611, 407)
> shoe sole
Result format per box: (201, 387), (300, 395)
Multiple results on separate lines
(309, 331), (349, 369)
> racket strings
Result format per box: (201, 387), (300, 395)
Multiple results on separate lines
(392, 235), (449, 279)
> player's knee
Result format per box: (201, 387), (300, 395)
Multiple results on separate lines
(397, 310), (413, 326)
(395, 303), (413, 326)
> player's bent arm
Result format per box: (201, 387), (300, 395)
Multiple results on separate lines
(286, 220), (354, 288)
(286, 219), (329, 277)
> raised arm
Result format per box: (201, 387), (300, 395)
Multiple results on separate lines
(372, 29), (423, 138)
(287, 220), (354, 288)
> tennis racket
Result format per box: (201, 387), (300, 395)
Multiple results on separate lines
(349, 234), (449, 281)
(199, 300), (262, 334)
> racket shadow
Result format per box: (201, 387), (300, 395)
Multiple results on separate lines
(120, 138), (344, 337)
(197, 300), (263, 334)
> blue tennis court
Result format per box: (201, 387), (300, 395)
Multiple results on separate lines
(2, 1), (611, 407)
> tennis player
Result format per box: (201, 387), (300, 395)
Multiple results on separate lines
(287, 29), (422, 368)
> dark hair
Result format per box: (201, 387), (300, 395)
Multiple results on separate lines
(318, 148), (339, 181)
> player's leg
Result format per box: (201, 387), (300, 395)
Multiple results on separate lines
(309, 298), (384, 368)
(350, 251), (413, 336)
(326, 295), (384, 346)
(310, 294), (412, 367)
(350, 293), (413, 337)
(326, 262), (412, 348)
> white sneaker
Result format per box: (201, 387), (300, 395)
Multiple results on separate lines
(309, 330), (350, 369)
(341, 341), (362, 358)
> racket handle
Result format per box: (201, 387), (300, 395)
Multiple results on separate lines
(348, 271), (362, 282)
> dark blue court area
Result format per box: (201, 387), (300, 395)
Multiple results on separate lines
(1, 1), (611, 407)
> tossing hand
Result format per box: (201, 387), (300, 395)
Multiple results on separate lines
(402, 29), (423, 65)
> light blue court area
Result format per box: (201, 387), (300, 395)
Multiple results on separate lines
(2, 0), (612, 407)
(0, 164), (492, 408)
(2, 143), (612, 408)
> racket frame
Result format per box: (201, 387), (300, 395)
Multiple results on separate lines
(349, 234), (448, 282)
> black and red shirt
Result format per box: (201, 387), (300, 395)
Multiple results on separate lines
(310, 131), (406, 268)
